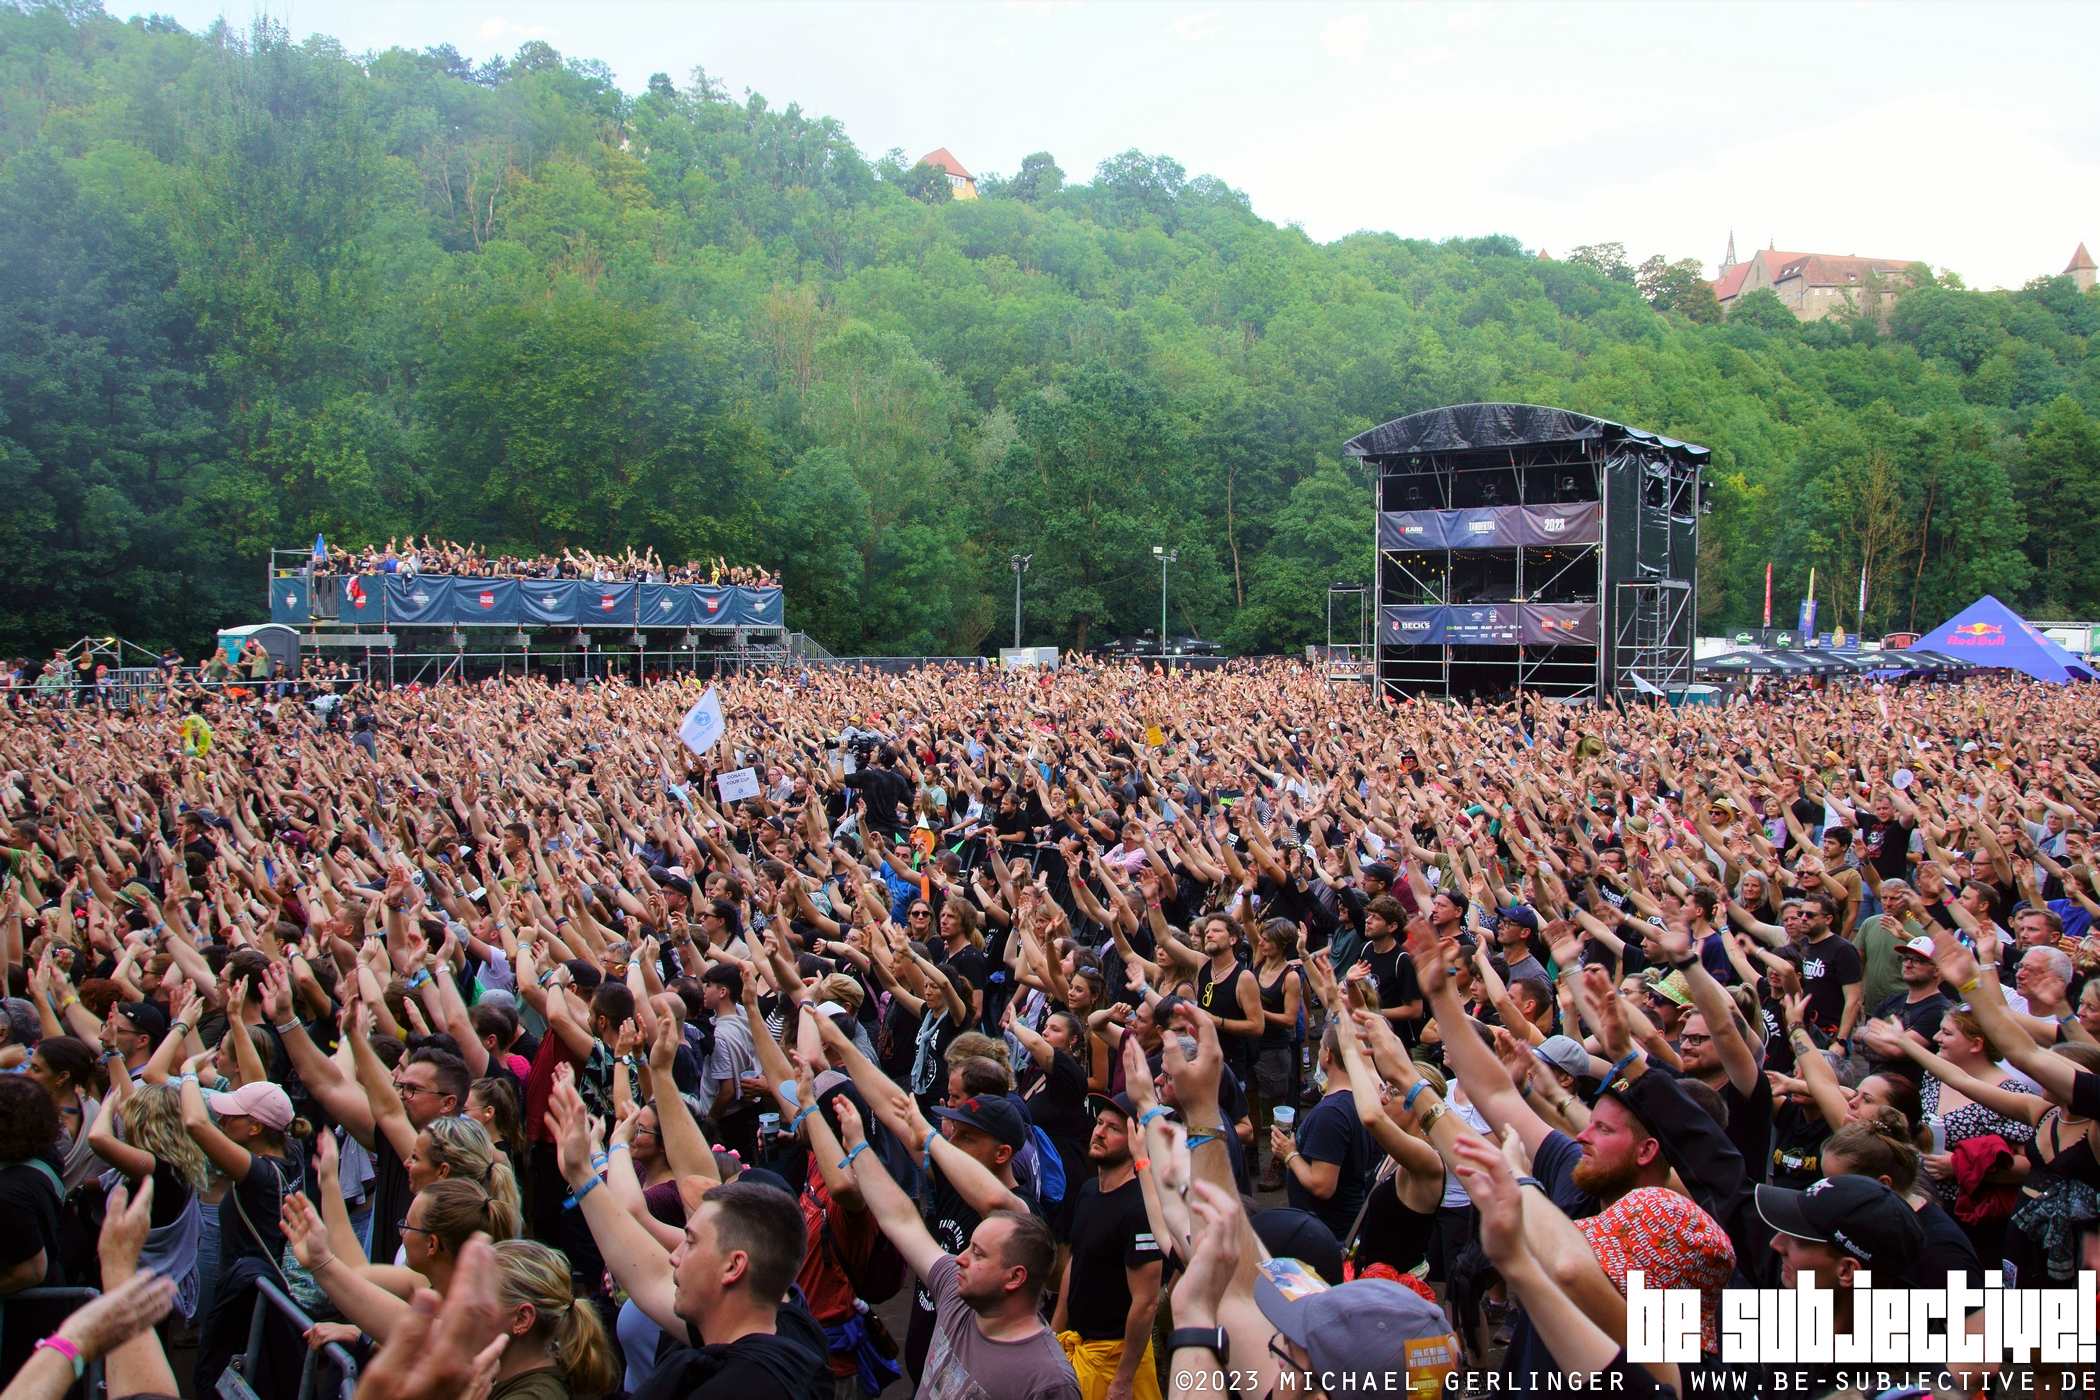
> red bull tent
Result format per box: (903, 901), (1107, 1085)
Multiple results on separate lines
(1911, 595), (2095, 684)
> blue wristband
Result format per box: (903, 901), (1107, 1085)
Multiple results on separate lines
(563, 1175), (602, 1210)
(1137, 1105), (1169, 1130)
(1402, 1082), (1427, 1114)
(609, 1142), (630, 1155)
(788, 1104), (818, 1135)
(837, 1141), (870, 1171)
(921, 1130), (937, 1172)
(1187, 1133), (1218, 1149)
(1600, 1050), (1640, 1096)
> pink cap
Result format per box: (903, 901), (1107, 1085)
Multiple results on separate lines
(203, 1081), (294, 1132)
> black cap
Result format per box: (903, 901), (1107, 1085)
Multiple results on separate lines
(1251, 1206), (1344, 1286)
(932, 1094), (1028, 1149)
(1087, 1091), (1161, 1122)
(1362, 863), (1396, 886)
(1754, 1177), (1924, 1273)
(116, 1001), (169, 1041)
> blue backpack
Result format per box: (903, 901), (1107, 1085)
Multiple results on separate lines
(1027, 1124), (1068, 1206)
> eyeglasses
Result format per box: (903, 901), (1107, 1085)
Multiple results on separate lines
(909, 909), (931, 919)
(394, 1080), (440, 1100)
(397, 1219), (436, 1239)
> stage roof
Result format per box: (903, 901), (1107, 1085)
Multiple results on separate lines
(1344, 403), (1709, 466)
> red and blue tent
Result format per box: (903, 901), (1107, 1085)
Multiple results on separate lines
(1910, 595), (2094, 683)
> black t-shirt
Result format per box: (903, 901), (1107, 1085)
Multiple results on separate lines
(1870, 990), (1949, 1065)
(1359, 939), (1424, 1046)
(1063, 1175), (1163, 1340)
(0, 1157), (64, 1284)
(1799, 933), (1862, 1034)
(1914, 1197), (1985, 1291)
(366, 1134), (412, 1265)
(1285, 1090), (1370, 1240)
(1019, 1049), (1090, 1149)
(640, 1299), (828, 1400)
(148, 1160), (197, 1229)
(222, 1151), (300, 1272)
(1855, 815), (1915, 881)
(1768, 1103), (1826, 1189)
(1721, 1072), (1775, 1187)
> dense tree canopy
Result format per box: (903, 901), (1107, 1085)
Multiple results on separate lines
(4, 3), (2098, 654)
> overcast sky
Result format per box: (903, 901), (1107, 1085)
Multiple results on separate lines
(136, 0), (2100, 290)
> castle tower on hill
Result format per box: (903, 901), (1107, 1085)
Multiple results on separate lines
(2068, 243), (2096, 294)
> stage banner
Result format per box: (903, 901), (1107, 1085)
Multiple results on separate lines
(1521, 603), (1600, 644)
(1378, 511), (1447, 550)
(734, 587), (784, 627)
(1517, 502), (1601, 546)
(520, 579), (581, 626)
(639, 584), (698, 628)
(1446, 509), (1516, 549)
(1381, 605), (1445, 644)
(383, 574), (453, 625)
(584, 583), (635, 625)
(459, 578), (522, 625)
(1438, 603), (1525, 643)
(269, 576), (311, 624)
(690, 586), (737, 627)
(340, 575), (383, 621)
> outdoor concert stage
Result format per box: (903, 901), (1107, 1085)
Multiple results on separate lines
(1351, 403), (1707, 703)
(263, 553), (788, 682)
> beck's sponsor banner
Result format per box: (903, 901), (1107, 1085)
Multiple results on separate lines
(1380, 603), (1599, 646)
(328, 576), (780, 628)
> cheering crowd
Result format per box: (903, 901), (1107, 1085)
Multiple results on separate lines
(311, 539), (779, 588)
(3, 659), (2100, 1400)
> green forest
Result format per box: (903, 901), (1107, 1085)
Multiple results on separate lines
(5, 3), (2100, 656)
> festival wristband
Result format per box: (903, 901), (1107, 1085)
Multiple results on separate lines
(33, 1336), (84, 1380)
(1604, 1049), (1640, 1085)
(275, 1020), (303, 1036)
(562, 1175), (602, 1210)
(1402, 1081), (1428, 1113)
(837, 1141), (870, 1171)
(1137, 1105), (1170, 1130)
(922, 1130), (937, 1172)
(788, 1104), (818, 1134)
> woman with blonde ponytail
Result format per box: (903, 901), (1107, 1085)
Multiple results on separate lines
(417, 1114), (522, 1237)
(484, 1239), (616, 1399)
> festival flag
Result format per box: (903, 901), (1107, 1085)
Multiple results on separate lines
(678, 687), (725, 755)
(313, 533), (327, 559)
(1762, 563), (1772, 629)
(1797, 566), (1817, 637)
(1858, 565), (1868, 627)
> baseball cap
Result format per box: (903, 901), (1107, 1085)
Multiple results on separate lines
(1533, 1035), (1593, 1081)
(1754, 1176), (1925, 1274)
(1898, 935), (1937, 960)
(1498, 904), (1541, 932)
(1087, 1090), (1159, 1123)
(1255, 1263), (1459, 1391)
(933, 1094), (1028, 1149)
(1250, 1207), (1343, 1286)
(116, 1001), (169, 1041)
(203, 1080), (295, 1132)
(1577, 1188), (1736, 1353)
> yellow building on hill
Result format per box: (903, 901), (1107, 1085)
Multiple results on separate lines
(917, 148), (977, 200)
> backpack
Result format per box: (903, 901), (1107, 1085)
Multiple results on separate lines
(817, 1195), (908, 1306)
(1027, 1124), (1067, 1206)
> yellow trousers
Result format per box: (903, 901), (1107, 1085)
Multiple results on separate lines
(1057, 1332), (1160, 1400)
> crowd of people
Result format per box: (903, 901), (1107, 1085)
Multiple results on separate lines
(311, 539), (778, 588)
(2, 658), (2099, 1400)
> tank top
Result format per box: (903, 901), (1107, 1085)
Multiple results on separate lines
(1256, 965), (1292, 1047)
(1197, 960), (1253, 1049)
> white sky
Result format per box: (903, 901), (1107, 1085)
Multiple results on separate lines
(136, 0), (2100, 289)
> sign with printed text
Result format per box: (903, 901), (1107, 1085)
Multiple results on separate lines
(716, 767), (761, 803)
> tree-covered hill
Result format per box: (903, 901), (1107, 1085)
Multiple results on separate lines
(4, 3), (2098, 654)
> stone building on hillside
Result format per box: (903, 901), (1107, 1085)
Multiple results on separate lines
(1711, 233), (1919, 325)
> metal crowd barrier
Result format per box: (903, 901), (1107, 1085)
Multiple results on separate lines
(216, 1279), (357, 1400)
(7, 1287), (104, 1397)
